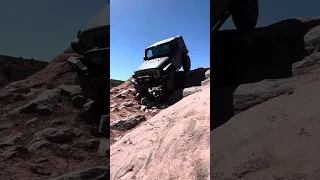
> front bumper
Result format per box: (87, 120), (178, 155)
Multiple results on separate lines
(131, 75), (156, 89)
(83, 47), (110, 78)
(131, 73), (170, 89)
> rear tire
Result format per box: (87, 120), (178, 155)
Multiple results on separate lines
(182, 54), (191, 72)
(231, 0), (259, 30)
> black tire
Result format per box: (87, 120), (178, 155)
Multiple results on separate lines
(138, 89), (149, 99)
(134, 84), (142, 93)
(77, 73), (96, 100)
(182, 54), (191, 72)
(231, 0), (259, 30)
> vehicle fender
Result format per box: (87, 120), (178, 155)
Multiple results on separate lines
(67, 56), (87, 72)
(163, 63), (173, 72)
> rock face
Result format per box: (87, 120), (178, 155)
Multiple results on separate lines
(27, 137), (52, 151)
(1, 146), (29, 160)
(0, 123), (14, 131)
(33, 126), (80, 143)
(108, 17), (320, 179)
(50, 166), (108, 180)
(110, 67), (211, 144)
(110, 85), (210, 180)
(59, 85), (82, 97)
(110, 114), (146, 131)
(211, 18), (320, 179)
(0, 48), (108, 180)
(19, 89), (61, 116)
(2, 12), (319, 180)
(211, 18), (320, 130)
(0, 133), (22, 148)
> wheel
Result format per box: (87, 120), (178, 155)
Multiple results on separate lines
(231, 0), (259, 30)
(182, 54), (191, 72)
(77, 73), (96, 100)
(137, 89), (148, 99)
(133, 83), (142, 93)
(160, 93), (174, 105)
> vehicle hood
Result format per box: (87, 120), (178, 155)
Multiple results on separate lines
(135, 57), (170, 72)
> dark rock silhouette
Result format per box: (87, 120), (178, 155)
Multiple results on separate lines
(211, 18), (320, 130)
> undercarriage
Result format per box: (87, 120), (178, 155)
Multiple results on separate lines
(131, 68), (177, 104)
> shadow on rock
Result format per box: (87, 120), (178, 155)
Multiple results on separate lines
(168, 67), (208, 105)
(211, 18), (320, 130)
(175, 68), (207, 89)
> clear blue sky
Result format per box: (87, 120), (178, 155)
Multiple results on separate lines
(0, 1), (320, 80)
(110, 0), (210, 80)
(221, 0), (320, 29)
(110, 0), (320, 80)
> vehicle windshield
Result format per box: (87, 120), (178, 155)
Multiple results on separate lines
(145, 43), (171, 59)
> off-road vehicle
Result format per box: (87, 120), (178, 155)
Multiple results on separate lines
(211, 0), (259, 34)
(66, 2), (110, 133)
(131, 35), (191, 101)
(67, 2), (109, 100)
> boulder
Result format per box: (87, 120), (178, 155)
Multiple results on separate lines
(82, 139), (100, 150)
(20, 89), (61, 116)
(58, 85), (82, 97)
(233, 75), (315, 114)
(110, 114), (146, 131)
(71, 95), (87, 109)
(183, 86), (202, 97)
(33, 126), (81, 144)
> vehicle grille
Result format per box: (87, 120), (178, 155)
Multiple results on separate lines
(94, 33), (110, 48)
(136, 70), (154, 77)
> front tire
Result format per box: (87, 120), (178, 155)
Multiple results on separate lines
(231, 0), (259, 30)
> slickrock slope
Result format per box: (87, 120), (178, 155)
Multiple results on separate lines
(110, 68), (210, 145)
(2, 48), (80, 90)
(211, 17), (320, 179)
(0, 47), (210, 180)
(0, 49), (109, 180)
(110, 78), (210, 180)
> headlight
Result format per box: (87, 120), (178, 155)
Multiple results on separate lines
(153, 70), (160, 77)
(81, 36), (93, 49)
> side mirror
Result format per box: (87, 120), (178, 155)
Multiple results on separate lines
(143, 57), (147, 60)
